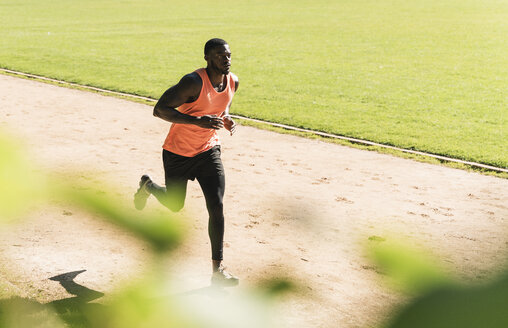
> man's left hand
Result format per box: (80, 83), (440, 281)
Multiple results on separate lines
(224, 116), (236, 136)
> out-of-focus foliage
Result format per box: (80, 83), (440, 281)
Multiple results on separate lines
(255, 277), (297, 298)
(0, 296), (65, 328)
(386, 272), (508, 328)
(368, 238), (508, 328)
(83, 274), (275, 328)
(56, 183), (183, 253)
(368, 239), (453, 294)
(0, 134), (48, 220)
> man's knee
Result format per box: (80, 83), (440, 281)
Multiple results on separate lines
(160, 194), (185, 212)
(207, 201), (224, 218)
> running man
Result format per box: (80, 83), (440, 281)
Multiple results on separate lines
(134, 38), (239, 286)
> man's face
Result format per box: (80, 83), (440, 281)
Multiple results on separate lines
(207, 44), (231, 74)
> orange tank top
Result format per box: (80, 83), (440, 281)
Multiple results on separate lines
(162, 68), (236, 157)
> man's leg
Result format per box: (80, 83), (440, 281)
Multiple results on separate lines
(134, 175), (187, 212)
(134, 149), (190, 212)
(147, 178), (188, 212)
(197, 174), (238, 286)
(197, 174), (225, 263)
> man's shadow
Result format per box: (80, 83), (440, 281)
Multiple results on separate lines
(48, 269), (104, 316)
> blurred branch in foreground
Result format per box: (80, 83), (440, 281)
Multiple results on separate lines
(368, 238), (508, 328)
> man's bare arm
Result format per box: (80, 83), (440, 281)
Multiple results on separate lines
(153, 73), (224, 130)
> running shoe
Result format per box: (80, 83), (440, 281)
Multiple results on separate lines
(134, 174), (152, 210)
(211, 266), (239, 287)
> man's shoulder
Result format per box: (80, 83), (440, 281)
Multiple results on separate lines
(178, 71), (203, 95)
(181, 71), (203, 86)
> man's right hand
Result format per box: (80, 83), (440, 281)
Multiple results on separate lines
(196, 115), (224, 130)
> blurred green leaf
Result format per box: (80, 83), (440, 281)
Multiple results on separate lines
(85, 278), (199, 328)
(368, 235), (387, 242)
(0, 296), (65, 328)
(368, 240), (453, 294)
(256, 278), (297, 297)
(386, 271), (508, 328)
(0, 133), (48, 221)
(54, 182), (184, 253)
(82, 273), (275, 328)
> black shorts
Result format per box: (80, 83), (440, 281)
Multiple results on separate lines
(163, 145), (224, 183)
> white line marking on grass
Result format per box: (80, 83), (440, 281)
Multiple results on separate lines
(0, 68), (155, 102)
(2, 68), (506, 173)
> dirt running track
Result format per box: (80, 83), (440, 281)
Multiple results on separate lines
(1, 74), (507, 327)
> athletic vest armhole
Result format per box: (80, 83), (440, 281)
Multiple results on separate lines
(231, 75), (235, 92)
(230, 73), (237, 92)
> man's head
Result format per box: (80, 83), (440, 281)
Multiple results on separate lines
(204, 38), (231, 74)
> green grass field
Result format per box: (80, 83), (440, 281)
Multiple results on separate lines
(1, 0), (507, 168)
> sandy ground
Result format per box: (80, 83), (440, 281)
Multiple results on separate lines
(0, 74), (507, 327)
